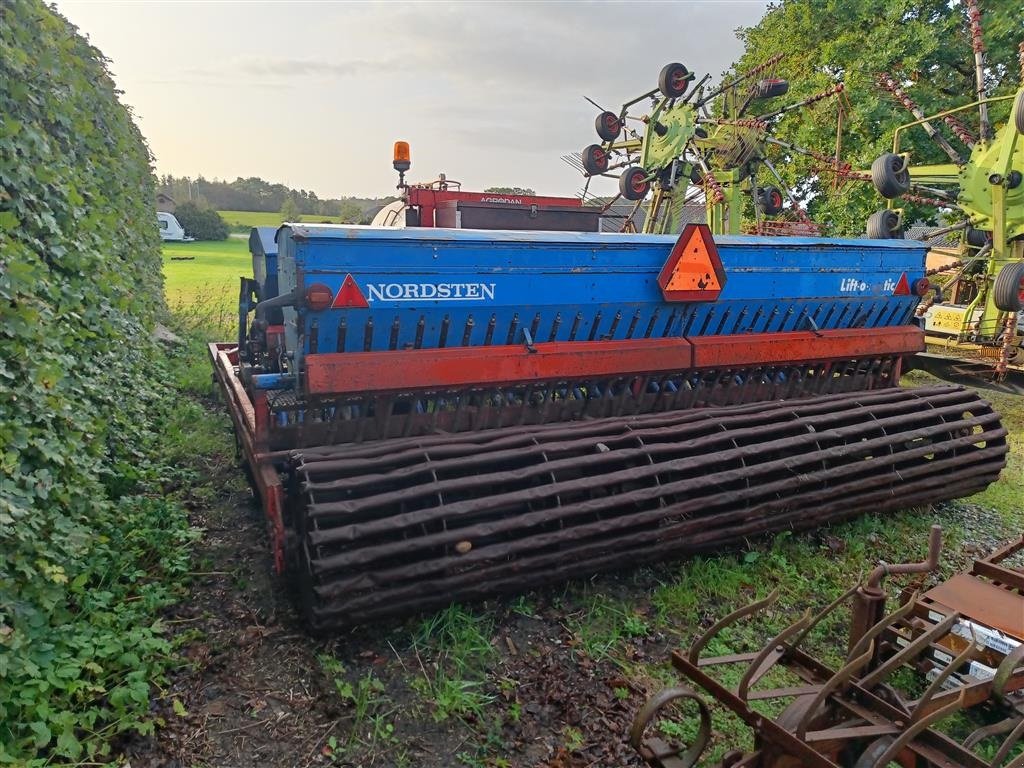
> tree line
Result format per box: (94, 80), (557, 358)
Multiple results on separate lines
(730, 0), (1020, 235)
(157, 174), (395, 222)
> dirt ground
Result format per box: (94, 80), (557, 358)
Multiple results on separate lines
(122, 475), (658, 768)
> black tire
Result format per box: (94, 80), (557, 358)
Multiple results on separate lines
(965, 227), (989, 248)
(619, 167), (650, 200)
(851, 737), (896, 768)
(871, 152), (911, 199)
(582, 144), (609, 175)
(753, 78), (789, 99)
(658, 62), (692, 98)
(866, 208), (904, 239)
(595, 111), (622, 142)
(757, 186), (784, 216)
(992, 261), (1024, 312)
(1014, 89), (1024, 134)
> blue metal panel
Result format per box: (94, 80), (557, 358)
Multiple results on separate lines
(249, 226), (280, 299)
(275, 226), (927, 356)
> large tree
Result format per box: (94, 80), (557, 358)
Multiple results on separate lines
(729, 0), (1020, 235)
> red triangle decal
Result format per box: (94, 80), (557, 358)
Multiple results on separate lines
(893, 272), (911, 296)
(332, 274), (369, 308)
(657, 223), (726, 302)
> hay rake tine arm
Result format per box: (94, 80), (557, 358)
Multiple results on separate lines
(670, 650), (842, 768)
(857, 610), (961, 690)
(914, 675), (1024, 724)
(990, 717), (1024, 767)
(871, 691), (967, 768)
(993, 642), (1024, 704)
(688, 588), (780, 665)
(736, 610), (812, 700)
(791, 584), (860, 649)
(846, 594), (918, 663)
(911, 635), (979, 722)
(793, 642), (878, 740)
(694, 53), (783, 110)
(963, 715), (1024, 751)
(780, 646), (992, 766)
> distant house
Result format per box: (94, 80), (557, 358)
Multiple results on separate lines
(156, 192), (176, 213)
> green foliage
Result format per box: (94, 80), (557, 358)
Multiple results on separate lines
(336, 199), (364, 223)
(411, 605), (496, 722)
(279, 195), (302, 222)
(0, 1), (194, 762)
(173, 201), (228, 241)
(318, 655), (397, 756)
(730, 0), (1021, 235)
(566, 593), (652, 661)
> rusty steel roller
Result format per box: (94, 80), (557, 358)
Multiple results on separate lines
(289, 385), (1006, 630)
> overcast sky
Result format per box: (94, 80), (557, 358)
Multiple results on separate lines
(54, 1), (769, 200)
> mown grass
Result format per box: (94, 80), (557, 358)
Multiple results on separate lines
(162, 238), (249, 330)
(217, 209), (344, 229)
(943, 377), (1024, 522)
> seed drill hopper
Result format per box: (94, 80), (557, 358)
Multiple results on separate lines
(211, 210), (1006, 631)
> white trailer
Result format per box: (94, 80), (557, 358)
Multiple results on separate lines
(157, 211), (190, 242)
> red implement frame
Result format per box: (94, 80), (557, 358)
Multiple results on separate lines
(304, 327), (922, 396)
(209, 343), (288, 573)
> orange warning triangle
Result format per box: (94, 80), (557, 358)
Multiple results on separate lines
(331, 273), (369, 308)
(657, 224), (725, 302)
(893, 272), (911, 296)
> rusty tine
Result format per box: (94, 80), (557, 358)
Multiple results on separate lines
(912, 635), (979, 723)
(993, 642), (1024, 705)
(737, 610), (812, 701)
(963, 714), (1022, 750)
(688, 589), (780, 665)
(858, 611), (961, 690)
(790, 585), (860, 650)
(989, 717), (1024, 767)
(628, 686), (712, 768)
(795, 641), (877, 741)
(846, 595), (918, 663)
(870, 691), (967, 768)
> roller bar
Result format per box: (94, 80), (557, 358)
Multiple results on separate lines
(291, 385), (1006, 630)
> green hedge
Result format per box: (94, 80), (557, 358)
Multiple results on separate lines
(1, 1), (193, 762)
(174, 201), (229, 241)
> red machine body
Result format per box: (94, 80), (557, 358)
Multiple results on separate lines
(389, 175), (600, 232)
(406, 185), (585, 227)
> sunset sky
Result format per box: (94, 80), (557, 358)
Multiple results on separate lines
(54, 1), (769, 199)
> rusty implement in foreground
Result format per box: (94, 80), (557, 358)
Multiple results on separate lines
(631, 529), (1024, 768)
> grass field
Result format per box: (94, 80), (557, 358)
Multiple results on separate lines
(218, 209), (345, 228)
(162, 238), (249, 333)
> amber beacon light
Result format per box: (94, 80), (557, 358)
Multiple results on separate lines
(393, 140), (411, 190)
